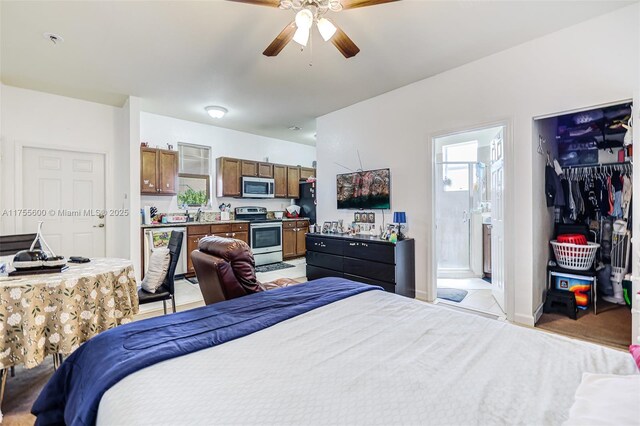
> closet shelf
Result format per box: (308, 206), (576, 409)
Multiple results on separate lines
(561, 161), (632, 171)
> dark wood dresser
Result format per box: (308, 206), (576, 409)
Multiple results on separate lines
(306, 233), (415, 298)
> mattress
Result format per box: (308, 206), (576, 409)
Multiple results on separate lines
(97, 290), (637, 425)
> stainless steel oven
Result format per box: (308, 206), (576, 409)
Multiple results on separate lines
(250, 221), (283, 265)
(235, 207), (283, 266)
(242, 177), (275, 198)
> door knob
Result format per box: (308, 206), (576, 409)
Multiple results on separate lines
(93, 223), (105, 228)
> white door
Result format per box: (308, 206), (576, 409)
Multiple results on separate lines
(22, 147), (106, 257)
(490, 130), (505, 311)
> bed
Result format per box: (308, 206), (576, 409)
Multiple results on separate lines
(32, 278), (638, 425)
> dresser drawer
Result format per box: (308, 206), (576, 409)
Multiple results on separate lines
(306, 265), (343, 281)
(306, 251), (343, 272)
(210, 224), (232, 234)
(343, 273), (395, 293)
(306, 236), (344, 255)
(343, 240), (395, 264)
(343, 257), (395, 283)
(283, 221), (297, 229)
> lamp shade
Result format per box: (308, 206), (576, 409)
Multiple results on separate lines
(393, 211), (406, 224)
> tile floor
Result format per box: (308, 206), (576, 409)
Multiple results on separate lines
(437, 277), (506, 318)
(135, 257), (307, 320)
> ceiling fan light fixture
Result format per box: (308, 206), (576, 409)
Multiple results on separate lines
(205, 106), (228, 119)
(293, 26), (310, 46)
(328, 0), (342, 12)
(295, 9), (314, 29)
(279, 0), (293, 9)
(316, 18), (337, 41)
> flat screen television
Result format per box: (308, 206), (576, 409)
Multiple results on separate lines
(336, 168), (391, 209)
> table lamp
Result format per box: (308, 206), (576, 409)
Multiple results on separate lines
(393, 211), (406, 240)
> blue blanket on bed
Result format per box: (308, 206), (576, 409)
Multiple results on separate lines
(32, 278), (380, 426)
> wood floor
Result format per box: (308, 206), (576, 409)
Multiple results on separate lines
(536, 300), (632, 350)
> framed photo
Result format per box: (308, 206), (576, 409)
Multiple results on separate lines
(322, 222), (331, 234)
(354, 212), (361, 222)
(331, 221), (339, 233)
(367, 212), (375, 223)
(361, 213), (368, 223)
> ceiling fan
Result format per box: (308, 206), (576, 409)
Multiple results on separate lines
(228, 0), (399, 58)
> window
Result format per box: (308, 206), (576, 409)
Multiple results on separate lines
(442, 140), (478, 192)
(178, 143), (210, 175)
(178, 143), (211, 207)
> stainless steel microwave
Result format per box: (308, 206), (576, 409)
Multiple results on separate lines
(242, 177), (275, 198)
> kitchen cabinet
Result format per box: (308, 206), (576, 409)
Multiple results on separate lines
(282, 220), (309, 259)
(215, 156), (311, 199)
(258, 162), (274, 178)
(300, 167), (315, 180)
(186, 222), (249, 276)
(274, 165), (287, 198)
(241, 160), (258, 177)
(216, 157), (241, 197)
(140, 147), (178, 195)
(287, 167), (300, 198)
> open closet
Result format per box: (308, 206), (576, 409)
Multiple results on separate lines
(534, 101), (633, 349)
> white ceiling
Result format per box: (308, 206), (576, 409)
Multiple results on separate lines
(1, 1), (634, 146)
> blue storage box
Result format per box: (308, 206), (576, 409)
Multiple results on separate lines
(550, 271), (594, 309)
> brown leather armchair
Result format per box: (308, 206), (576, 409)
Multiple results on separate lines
(191, 236), (298, 305)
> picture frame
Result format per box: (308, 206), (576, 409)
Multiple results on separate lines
(322, 221), (331, 234)
(367, 212), (375, 223)
(361, 213), (368, 223)
(354, 212), (361, 222)
(331, 221), (339, 233)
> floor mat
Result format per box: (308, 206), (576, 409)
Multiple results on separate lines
(255, 262), (296, 273)
(482, 277), (492, 283)
(437, 288), (468, 303)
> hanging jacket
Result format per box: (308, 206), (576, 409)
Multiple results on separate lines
(544, 165), (556, 207)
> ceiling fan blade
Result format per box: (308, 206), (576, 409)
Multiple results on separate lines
(263, 21), (296, 57)
(340, 0), (399, 10)
(331, 27), (360, 58)
(226, 0), (281, 7)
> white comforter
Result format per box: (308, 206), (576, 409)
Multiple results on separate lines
(98, 290), (637, 425)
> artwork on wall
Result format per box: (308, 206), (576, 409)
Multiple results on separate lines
(337, 168), (391, 209)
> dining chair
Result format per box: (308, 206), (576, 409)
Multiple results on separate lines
(137, 231), (183, 314)
(0, 233), (40, 256)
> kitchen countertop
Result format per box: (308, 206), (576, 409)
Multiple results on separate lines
(141, 220), (249, 229)
(281, 217), (310, 221)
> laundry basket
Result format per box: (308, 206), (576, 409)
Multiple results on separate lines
(550, 241), (599, 271)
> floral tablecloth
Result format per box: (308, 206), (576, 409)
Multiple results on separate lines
(0, 258), (139, 369)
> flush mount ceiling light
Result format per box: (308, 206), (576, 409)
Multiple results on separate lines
(205, 106), (228, 119)
(228, 0), (399, 58)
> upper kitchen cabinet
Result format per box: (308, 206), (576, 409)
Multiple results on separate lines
(140, 147), (178, 195)
(274, 165), (287, 198)
(300, 167), (315, 180)
(241, 160), (258, 177)
(216, 157), (242, 197)
(258, 162), (274, 178)
(287, 166), (300, 198)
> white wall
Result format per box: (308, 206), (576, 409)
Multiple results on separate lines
(0, 85), (133, 260)
(316, 5), (640, 325)
(139, 112), (316, 214)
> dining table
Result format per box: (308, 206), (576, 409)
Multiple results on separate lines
(0, 258), (139, 405)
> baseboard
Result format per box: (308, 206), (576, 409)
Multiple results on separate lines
(415, 289), (428, 302)
(513, 312), (536, 327)
(533, 303), (545, 324)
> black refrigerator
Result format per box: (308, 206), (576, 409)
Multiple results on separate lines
(296, 182), (316, 225)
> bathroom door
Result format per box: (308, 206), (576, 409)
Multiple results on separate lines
(436, 162), (472, 274)
(490, 130), (506, 311)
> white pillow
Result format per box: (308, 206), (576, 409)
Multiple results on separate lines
(563, 373), (640, 425)
(141, 248), (171, 293)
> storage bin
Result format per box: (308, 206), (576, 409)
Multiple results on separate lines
(551, 272), (594, 309)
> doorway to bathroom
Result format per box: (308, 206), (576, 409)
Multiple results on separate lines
(433, 125), (506, 318)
